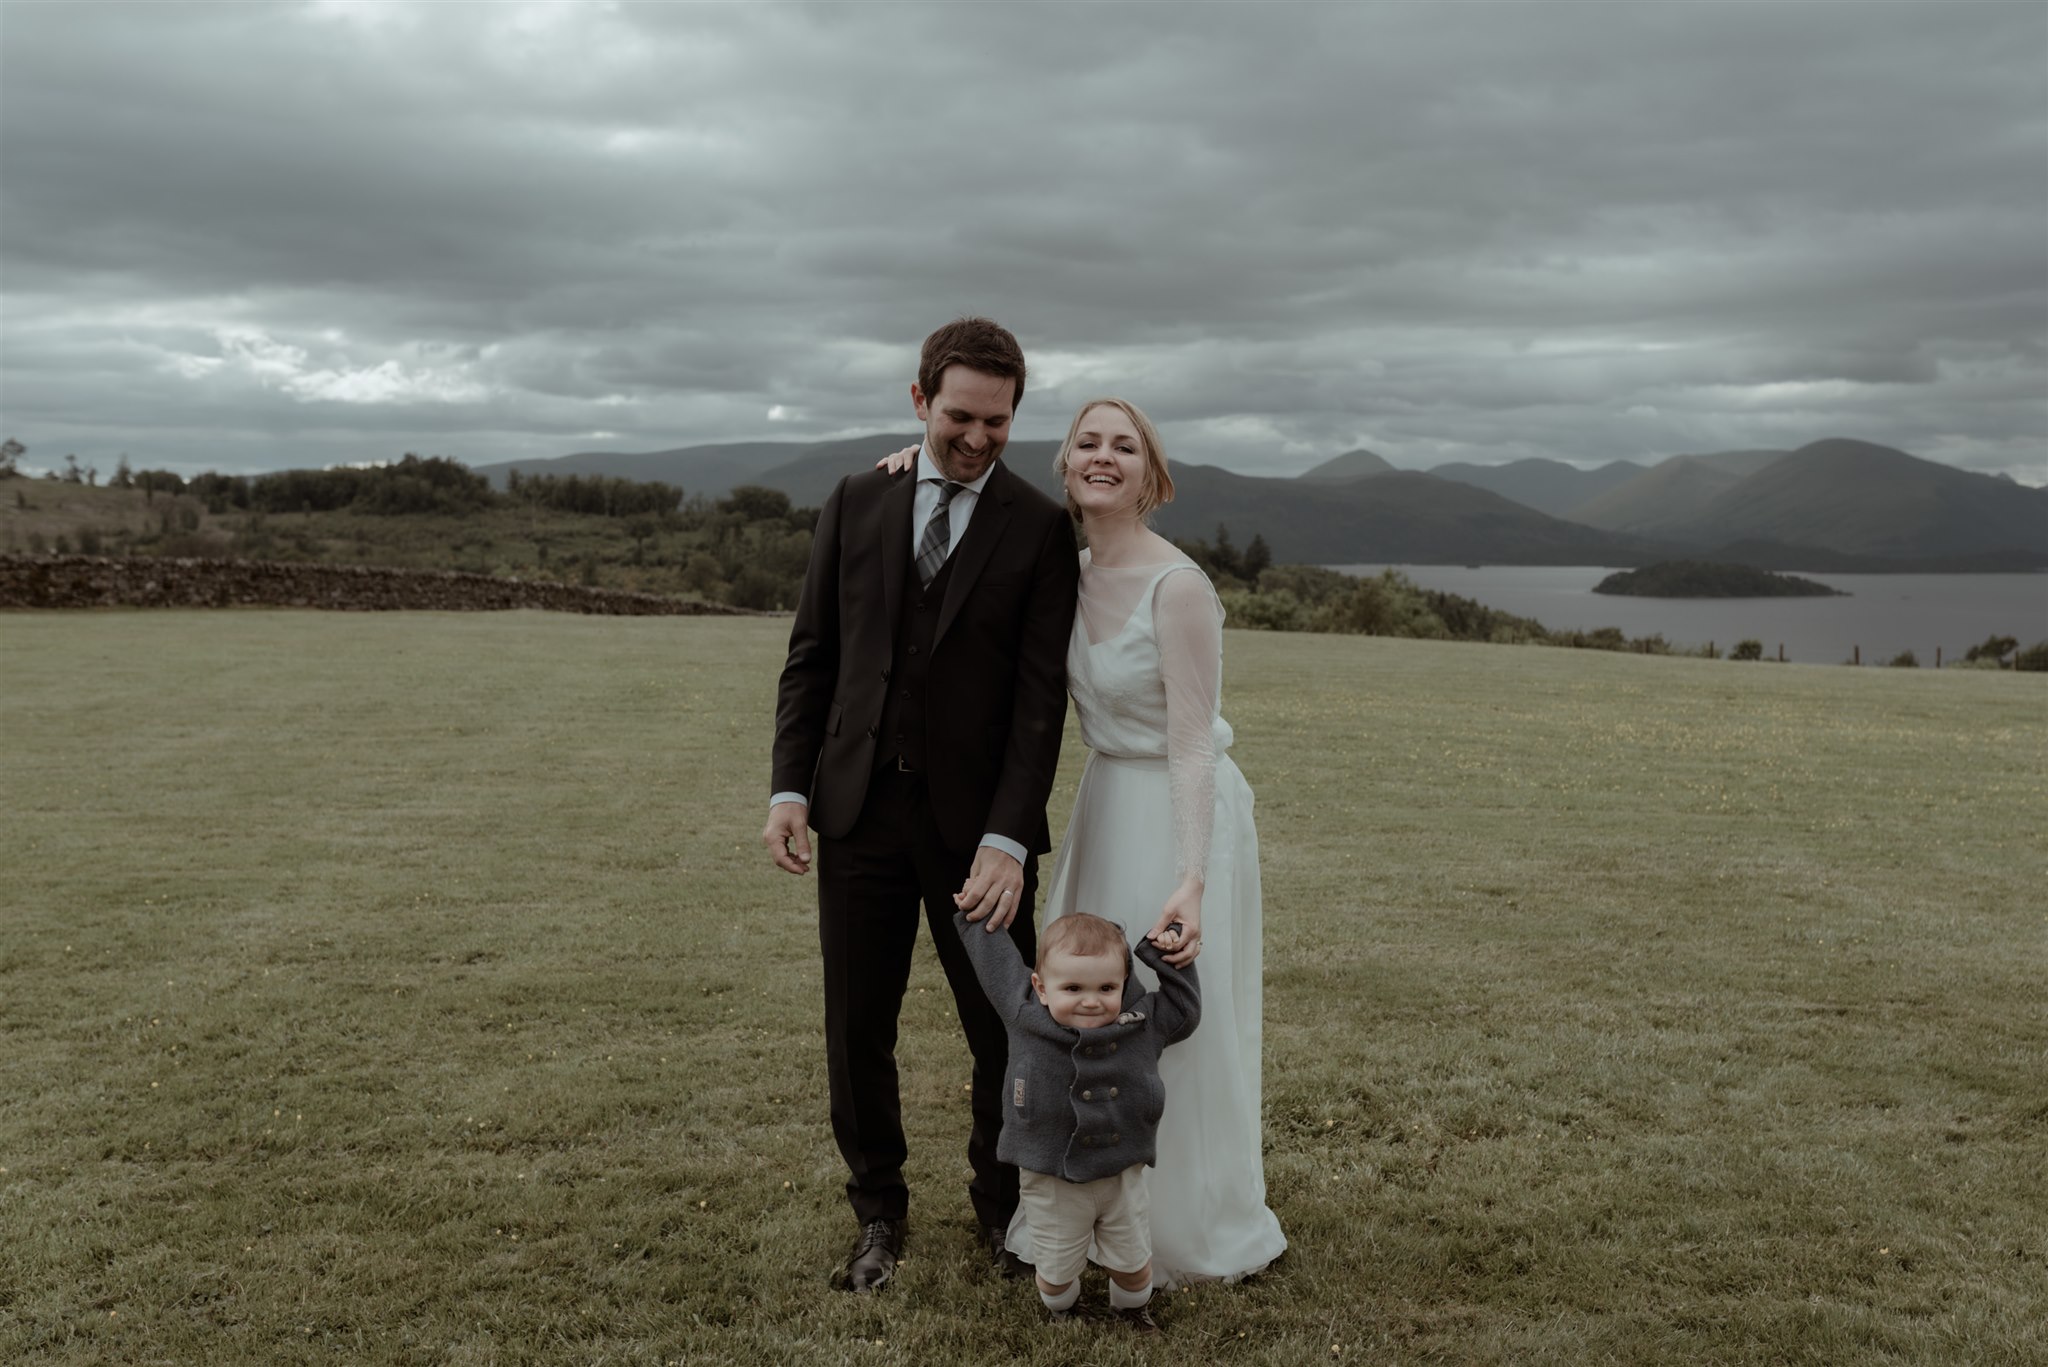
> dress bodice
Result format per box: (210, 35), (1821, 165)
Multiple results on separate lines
(1068, 554), (1233, 760)
(1068, 552), (1232, 881)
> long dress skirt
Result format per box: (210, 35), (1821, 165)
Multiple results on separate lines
(1006, 747), (1287, 1287)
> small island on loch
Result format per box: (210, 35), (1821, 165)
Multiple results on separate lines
(1593, 560), (1847, 598)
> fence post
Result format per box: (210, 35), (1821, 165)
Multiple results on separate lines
(1778, 643), (1785, 663)
(1936, 646), (1942, 668)
(1853, 645), (1860, 666)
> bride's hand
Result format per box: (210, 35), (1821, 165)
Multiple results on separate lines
(1149, 879), (1203, 967)
(875, 445), (918, 474)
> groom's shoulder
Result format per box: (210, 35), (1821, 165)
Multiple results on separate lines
(834, 465), (909, 504)
(990, 460), (1064, 522)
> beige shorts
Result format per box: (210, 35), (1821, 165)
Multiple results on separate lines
(1018, 1164), (1150, 1283)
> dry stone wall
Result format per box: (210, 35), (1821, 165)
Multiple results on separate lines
(0, 554), (755, 616)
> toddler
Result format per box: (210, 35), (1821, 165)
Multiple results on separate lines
(954, 908), (1198, 1330)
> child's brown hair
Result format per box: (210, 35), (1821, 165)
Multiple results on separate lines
(1036, 913), (1127, 969)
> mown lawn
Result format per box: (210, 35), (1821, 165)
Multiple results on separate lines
(1, 611), (2042, 1366)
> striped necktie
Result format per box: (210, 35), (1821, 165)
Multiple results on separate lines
(915, 479), (965, 586)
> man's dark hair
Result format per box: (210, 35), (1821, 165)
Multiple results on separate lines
(918, 316), (1027, 412)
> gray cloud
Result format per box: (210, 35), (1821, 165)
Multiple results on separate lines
(2, 0), (2042, 483)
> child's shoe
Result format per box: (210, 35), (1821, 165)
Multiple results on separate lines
(1116, 1304), (1162, 1334)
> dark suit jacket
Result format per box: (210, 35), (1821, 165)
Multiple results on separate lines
(771, 459), (1079, 855)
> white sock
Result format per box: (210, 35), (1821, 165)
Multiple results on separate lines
(1108, 1278), (1153, 1310)
(1039, 1281), (1081, 1313)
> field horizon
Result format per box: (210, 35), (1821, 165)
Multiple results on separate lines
(2, 612), (2042, 1365)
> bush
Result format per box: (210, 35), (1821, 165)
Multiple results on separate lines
(726, 565), (784, 610)
(2015, 641), (2048, 673)
(1963, 634), (2018, 667)
(1888, 650), (1919, 668)
(1730, 639), (1764, 662)
(1219, 588), (1306, 632)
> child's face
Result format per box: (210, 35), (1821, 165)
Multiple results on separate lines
(1031, 947), (1127, 1029)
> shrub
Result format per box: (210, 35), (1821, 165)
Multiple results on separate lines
(2015, 641), (2048, 672)
(76, 527), (103, 555)
(1220, 588), (1306, 632)
(1888, 650), (1919, 668)
(726, 565), (784, 610)
(1730, 639), (1764, 662)
(1963, 635), (2018, 667)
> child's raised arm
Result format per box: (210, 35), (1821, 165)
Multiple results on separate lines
(951, 907), (1034, 1018)
(1134, 929), (1201, 1045)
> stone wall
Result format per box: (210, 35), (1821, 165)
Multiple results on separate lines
(0, 554), (757, 616)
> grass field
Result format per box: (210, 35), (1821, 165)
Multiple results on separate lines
(2, 611), (2043, 1366)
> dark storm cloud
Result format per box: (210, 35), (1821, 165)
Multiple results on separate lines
(2, 0), (2042, 481)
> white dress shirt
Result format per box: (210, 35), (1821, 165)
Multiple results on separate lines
(909, 442), (992, 567)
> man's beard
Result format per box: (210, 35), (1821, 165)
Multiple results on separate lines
(934, 441), (1001, 482)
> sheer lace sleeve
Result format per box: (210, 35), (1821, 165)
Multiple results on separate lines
(1153, 565), (1224, 883)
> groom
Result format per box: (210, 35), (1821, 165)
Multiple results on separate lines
(763, 316), (1080, 1291)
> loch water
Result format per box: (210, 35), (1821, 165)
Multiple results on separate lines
(1326, 565), (2048, 666)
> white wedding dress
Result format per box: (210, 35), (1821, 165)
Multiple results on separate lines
(1006, 551), (1287, 1287)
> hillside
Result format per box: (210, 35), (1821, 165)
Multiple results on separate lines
(390, 432), (2044, 568)
(1422, 457), (1644, 518)
(1658, 439), (2048, 558)
(1297, 448), (1397, 482)
(1576, 455), (1758, 535)
(1573, 449), (1790, 534)
(1145, 467), (1672, 565)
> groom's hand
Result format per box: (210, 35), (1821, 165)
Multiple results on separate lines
(956, 847), (1024, 929)
(762, 801), (812, 875)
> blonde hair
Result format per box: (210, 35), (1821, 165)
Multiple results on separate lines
(1053, 398), (1175, 523)
(1036, 913), (1128, 969)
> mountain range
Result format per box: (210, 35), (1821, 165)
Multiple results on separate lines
(472, 437), (2047, 569)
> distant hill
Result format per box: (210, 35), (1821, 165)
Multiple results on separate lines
(1653, 439), (2048, 559)
(1145, 468), (1672, 565)
(1573, 450), (1791, 534)
(1421, 457), (1645, 518)
(1297, 448), (1397, 482)
(473, 432), (2044, 568)
(743, 449), (1669, 564)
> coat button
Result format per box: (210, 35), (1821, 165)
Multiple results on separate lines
(880, 669), (890, 681)
(866, 726), (877, 738)
(1107, 1042), (1118, 1053)
(1109, 1087), (1119, 1098)
(1081, 1090), (1093, 1101)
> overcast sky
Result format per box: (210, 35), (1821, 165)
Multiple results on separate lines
(3, 0), (2044, 484)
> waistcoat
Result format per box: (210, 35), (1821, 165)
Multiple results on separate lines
(873, 553), (955, 774)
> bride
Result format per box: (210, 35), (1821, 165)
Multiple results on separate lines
(886, 398), (1286, 1287)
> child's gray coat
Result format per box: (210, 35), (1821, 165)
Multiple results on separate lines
(954, 912), (1199, 1183)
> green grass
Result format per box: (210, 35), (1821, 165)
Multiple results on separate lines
(2, 612), (2043, 1365)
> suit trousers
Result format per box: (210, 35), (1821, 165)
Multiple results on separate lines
(817, 764), (1039, 1228)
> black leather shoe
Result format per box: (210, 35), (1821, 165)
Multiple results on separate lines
(985, 1224), (1032, 1280)
(837, 1218), (905, 1292)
